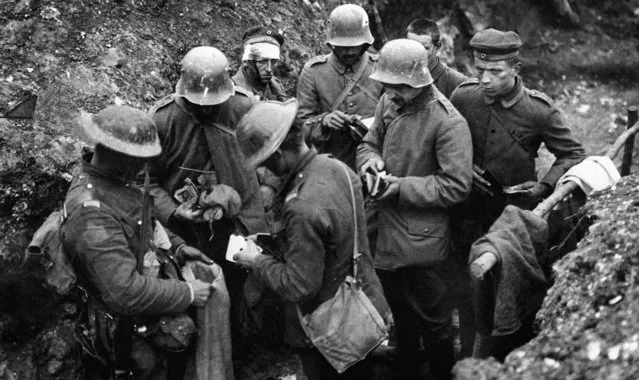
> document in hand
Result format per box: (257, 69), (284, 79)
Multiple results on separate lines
(225, 234), (247, 263)
(364, 170), (389, 198)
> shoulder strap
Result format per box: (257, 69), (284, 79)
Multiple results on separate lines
(488, 107), (536, 157)
(338, 163), (360, 278)
(330, 59), (369, 112)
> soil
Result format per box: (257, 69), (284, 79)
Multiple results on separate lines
(0, 0), (638, 379)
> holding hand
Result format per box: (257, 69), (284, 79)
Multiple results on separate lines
(375, 175), (400, 201)
(360, 157), (385, 177)
(233, 240), (263, 269)
(177, 245), (213, 265)
(322, 110), (350, 130)
(188, 279), (214, 307)
(504, 181), (551, 201)
(174, 199), (206, 223)
(472, 164), (495, 197)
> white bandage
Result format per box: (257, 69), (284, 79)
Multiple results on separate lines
(242, 42), (280, 61)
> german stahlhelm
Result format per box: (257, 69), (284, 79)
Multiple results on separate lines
(326, 4), (374, 47)
(369, 39), (434, 88)
(79, 105), (161, 157)
(176, 46), (234, 106)
(236, 99), (299, 168)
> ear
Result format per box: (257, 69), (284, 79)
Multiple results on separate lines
(435, 41), (443, 51)
(512, 61), (522, 75)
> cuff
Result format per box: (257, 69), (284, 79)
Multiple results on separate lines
(187, 283), (195, 304)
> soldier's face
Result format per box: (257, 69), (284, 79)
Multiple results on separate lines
(332, 45), (367, 66)
(407, 32), (439, 66)
(253, 58), (279, 83)
(383, 83), (423, 106)
(262, 151), (287, 177)
(475, 58), (519, 98)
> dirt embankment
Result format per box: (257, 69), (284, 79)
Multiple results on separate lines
(1, 0), (638, 379)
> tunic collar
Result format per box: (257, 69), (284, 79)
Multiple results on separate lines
(80, 151), (135, 187)
(428, 56), (446, 82)
(329, 52), (368, 75)
(483, 75), (524, 109)
(277, 149), (318, 200)
(401, 85), (436, 114)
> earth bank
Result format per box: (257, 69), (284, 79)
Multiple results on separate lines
(0, 0), (638, 379)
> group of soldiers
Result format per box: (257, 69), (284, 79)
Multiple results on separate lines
(59, 3), (586, 380)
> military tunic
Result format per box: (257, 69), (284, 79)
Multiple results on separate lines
(297, 52), (384, 168)
(451, 76), (585, 189)
(357, 86), (473, 270)
(430, 56), (468, 99)
(148, 92), (269, 259)
(251, 151), (391, 346)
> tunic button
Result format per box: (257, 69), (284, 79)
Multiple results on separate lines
(298, 173), (303, 179)
(137, 220), (142, 225)
(424, 228), (429, 233)
(330, 278), (337, 284)
(86, 183), (93, 189)
(348, 102), (355, 107)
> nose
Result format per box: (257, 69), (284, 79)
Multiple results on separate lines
(479, 71), (490, 85)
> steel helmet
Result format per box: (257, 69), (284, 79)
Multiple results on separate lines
(236, 99), (299, 168)
(176, 46), (234, 106)
(326, 4), (374, 47)
(369, 39), (434, 88)
(79, 105), (161, 157)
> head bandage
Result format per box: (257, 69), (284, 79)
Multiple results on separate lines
(242, 42), (280, 61)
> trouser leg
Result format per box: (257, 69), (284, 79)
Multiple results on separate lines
(378, 267), (453, 380)
(298, 347), (374, 380)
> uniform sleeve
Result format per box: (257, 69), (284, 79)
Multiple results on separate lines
(62, 208), (192, 317)
(296, 66), (321, 123)
(252, 199), (329, 303)
(356, 99), (386, 173)
(397, 115), (473, 209)
(148, 111), (180, 226)
(540, 107), (586, 187)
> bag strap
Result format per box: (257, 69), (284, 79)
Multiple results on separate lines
(488, 107), (536, 157)
(337, 163), (360, 279)
(330, 60), (368, 112)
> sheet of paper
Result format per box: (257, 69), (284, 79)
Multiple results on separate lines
(361, 117), (375, 129)
(225, 234), (247, 263)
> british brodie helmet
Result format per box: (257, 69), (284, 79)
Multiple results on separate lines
(370, 39), (434, 88)
(79, 105), (161, 158)
(236, 99), (299, 168)
(176, 46), (235, 106)
(326, 4), (374, 47)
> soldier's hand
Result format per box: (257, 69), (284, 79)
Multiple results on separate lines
(260, 185), (277, 210)
(233, 240), (263, 269)
(375, 175), (400, 202)
(472, 165), (494, 197)
(174, 200), (206, 223)
(504, 181), (551, 201)
(360, 157), (385, 177)
(177, 245), (214, 265)
(322, 110), (349, 130)
(188, 279), (214, 307)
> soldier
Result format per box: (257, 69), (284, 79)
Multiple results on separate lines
(406, 18), (468, 98)
(61, 105), (232, 379)
(297, 3), (383, 169)
(232, 26), (288, 101)
(234, 99), (392, 380)
(148, 46), (269, 354)
(449, 29), (585, 360)
(357, 39), (473, 380)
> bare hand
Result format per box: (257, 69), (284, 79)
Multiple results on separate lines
(260, 185), (277, 210)
(188, 279), (213, 307)
(322, 110), (349, 130)
(177, 245), (213, 265)
(174, 200), (205, 223)
(472, 164), (494, 197)
(375, 175), (400, 201)
(233, 240), (263, 269)
(360, 157), (385, 177)
(504, 181), (551, 201)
